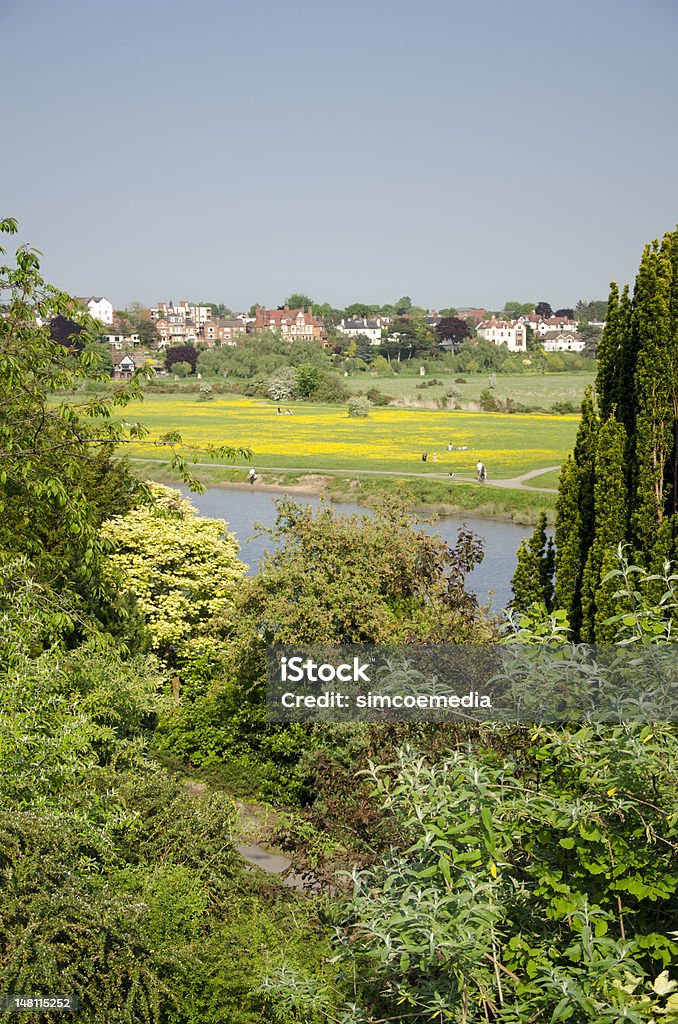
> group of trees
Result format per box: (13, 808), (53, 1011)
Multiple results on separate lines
(513, 229), (678, 642)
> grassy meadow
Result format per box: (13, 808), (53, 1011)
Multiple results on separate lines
(341, 370), (595, 409)
(125, 393), (579, 478)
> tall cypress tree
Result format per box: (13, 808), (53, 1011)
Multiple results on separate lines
(630, 237), (677, 566)
(552, 389), (599, 635)
(511, 511), (554, 613)
(579, 416), (628, 641)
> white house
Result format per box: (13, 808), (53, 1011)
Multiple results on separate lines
(542, 331), (585, 353)
(77, 296), (114, 325)
(113, 353), (137, 378)
(105, 333), (140, 349)
(476, 317), (526, 352)
(335, 318), (383, 346)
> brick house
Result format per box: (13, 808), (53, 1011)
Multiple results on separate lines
(252, 306), (324, 341)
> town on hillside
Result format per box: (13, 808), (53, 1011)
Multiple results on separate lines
(73, 295), (607, 379)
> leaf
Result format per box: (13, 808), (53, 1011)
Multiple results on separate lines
(653, 971), (678, 997)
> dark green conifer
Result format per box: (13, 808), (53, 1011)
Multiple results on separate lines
(511, 511), (554, 613)
(580, 416), (628, 641)
(510, 537), (543, 613)
(630, 236), (677, 565)
(554, 454), (583, 624)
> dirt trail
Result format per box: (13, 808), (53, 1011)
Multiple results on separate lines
(184, 782), (318, 891)
(132, 457), (560, 493)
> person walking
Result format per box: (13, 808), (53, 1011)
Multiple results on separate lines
(421, 453), (428, 462)
(476, 460), (486, 482)
(248, 467), (257, 485)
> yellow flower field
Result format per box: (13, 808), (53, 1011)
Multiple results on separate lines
(126, 395), (579, 478)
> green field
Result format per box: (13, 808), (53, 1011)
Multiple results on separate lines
(124, 393), (578, 479)
(329, 370), (593, 409)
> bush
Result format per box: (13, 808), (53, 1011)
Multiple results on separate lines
(347, 395), (371, 417)
(552, 399), (578, 414)
(314, 372), (350, 403)
(478, 387), (500, 411)
(323, 729), (678, 1023)
(365, 387), (391, 406)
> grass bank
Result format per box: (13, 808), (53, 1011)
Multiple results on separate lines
(130, 459), (556, 524)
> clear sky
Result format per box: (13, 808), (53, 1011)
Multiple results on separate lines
(2, 0), (677, 311)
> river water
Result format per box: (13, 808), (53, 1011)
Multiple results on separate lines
(181, 486), (534, 612)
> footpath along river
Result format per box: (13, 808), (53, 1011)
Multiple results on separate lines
(181, 486), (536, 611)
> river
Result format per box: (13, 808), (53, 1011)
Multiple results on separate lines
(181, 486), (535, 612)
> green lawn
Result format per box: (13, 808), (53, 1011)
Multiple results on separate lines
(526, 467), (562, 489)
(342, 371), (594, 409)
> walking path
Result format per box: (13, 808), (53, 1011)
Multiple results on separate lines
(131, 458), (560, 493)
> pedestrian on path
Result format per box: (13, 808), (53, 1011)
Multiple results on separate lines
(476, 461), (487, 482)
(248, 467), (257, 484)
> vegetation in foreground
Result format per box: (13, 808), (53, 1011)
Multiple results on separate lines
(2, 218), (677, 1023)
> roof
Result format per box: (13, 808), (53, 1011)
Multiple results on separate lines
(342, 319), (382, 330)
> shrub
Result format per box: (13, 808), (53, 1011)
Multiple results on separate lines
(478, 387), (500, 411)
(347, 396), (371, 418)
(365, 387), (391, 406)
(314, 372), (350, 403)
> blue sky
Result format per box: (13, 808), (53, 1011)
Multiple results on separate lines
(2, 0), (677, 311)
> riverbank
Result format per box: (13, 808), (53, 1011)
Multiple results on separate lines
(130, 458), (556, 524)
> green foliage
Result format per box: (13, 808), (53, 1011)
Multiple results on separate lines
(100, 483), (246, 663)
(283, 292), (313, 310)
(347, 395), (371, 417)
(321, 730), (678, 1022)
(239, 497), (487, 645)
(511, 511), (554, 613)
(552, 228), (678, 638)
(171, 359), (191, 377)
(267, 367), (298, 401)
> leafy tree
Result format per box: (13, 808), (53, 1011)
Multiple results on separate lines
(394, 295), (413, 314)
(283, 292), (314, 309)
(172, 360), (191, 377)
(165, 344), (198, 372)
(267, 367), (298, 401)
(503, 300), (534, 316)
(344, 303), (379, 319)
(135, 317), (160, 346)
(535, 300), (553, 318)
(347, 395), (370, 418)
(238, 497), (486, 645)
(0, 218), (174, 630)
(314, 371), (349, 403)
(554, 307), (574, 319)
(200, 301), (233, 317)
(436, 316), (471, 348)
(101, 483), (246, 663)
(575, 298), (608, 322)
(48, 313), (86, 349)
(511, 511), (553, 612)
